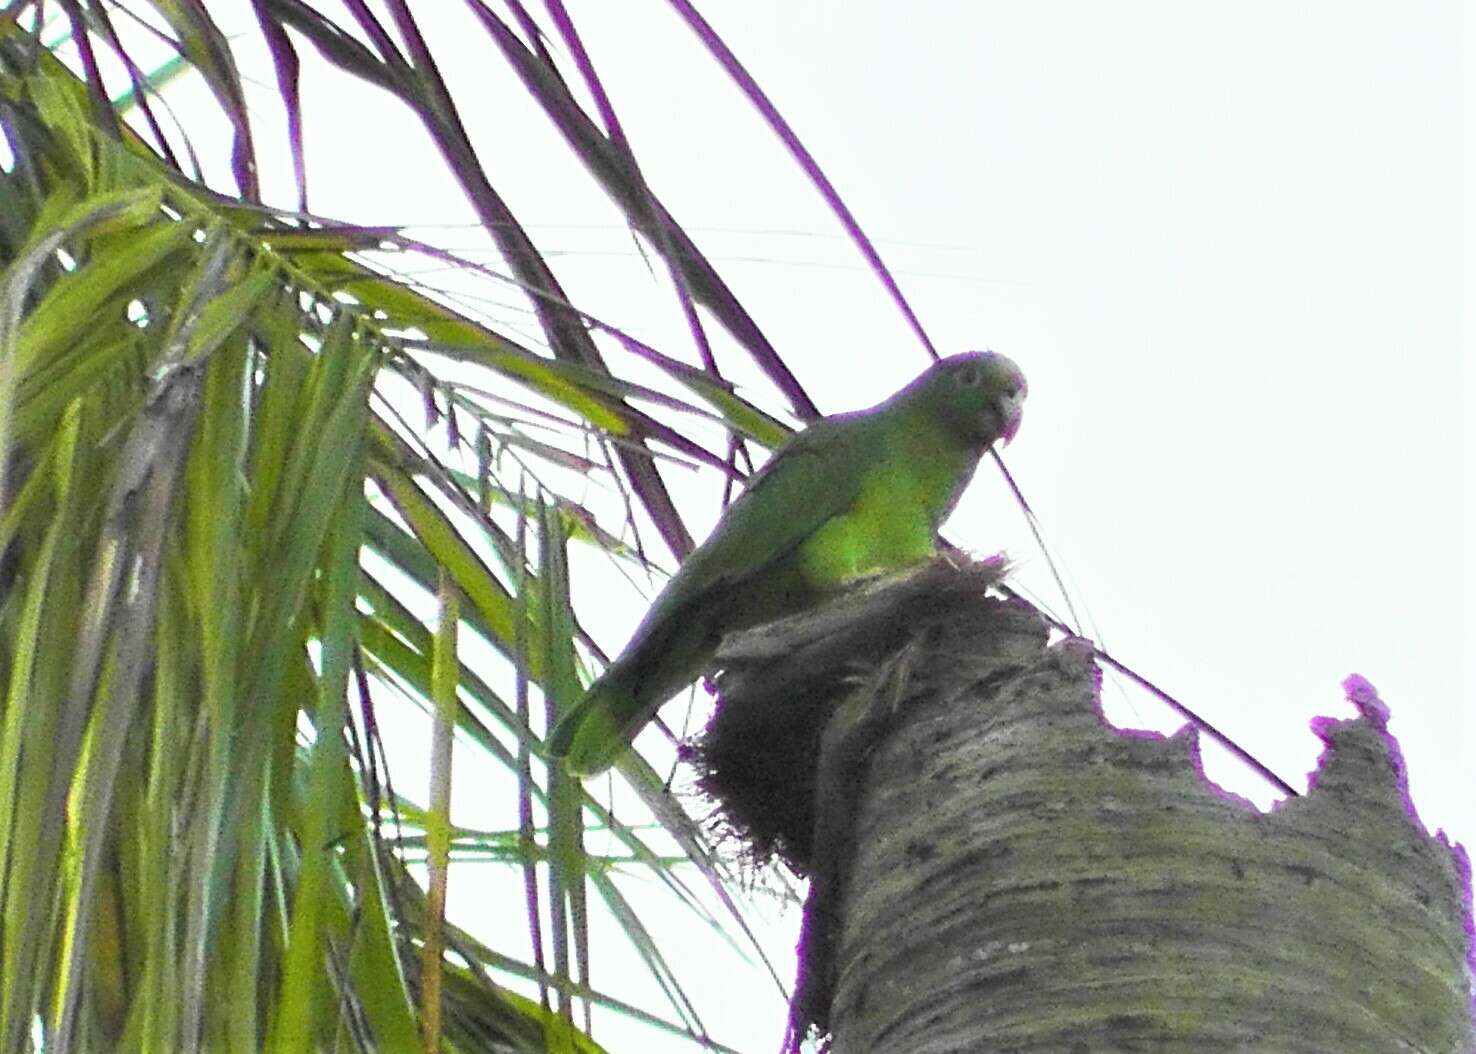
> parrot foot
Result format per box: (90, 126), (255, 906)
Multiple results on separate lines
(940, 546), (972, 572)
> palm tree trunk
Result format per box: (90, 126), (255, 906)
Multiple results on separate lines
(703, 562), (1475, 1052)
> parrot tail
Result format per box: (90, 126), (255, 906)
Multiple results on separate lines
(548, 604), (720, 776)
(546, 663), (651, 776)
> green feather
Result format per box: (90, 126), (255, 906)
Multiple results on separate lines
(549, 351), (1027, 775)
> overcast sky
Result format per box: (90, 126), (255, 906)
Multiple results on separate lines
(567, 1), (1469, 812)
(541, 3), (1468, 830)
(208, 3), (1468, 1049)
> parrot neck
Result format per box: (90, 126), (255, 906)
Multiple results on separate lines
(888, 398), (988, 461)
(885, 404), (986, 524)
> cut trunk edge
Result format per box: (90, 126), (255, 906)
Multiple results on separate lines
(691, 559), (1474, 1053)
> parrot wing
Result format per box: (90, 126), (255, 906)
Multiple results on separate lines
(636, 412), (874, 630)
(549, 413), (878, 773)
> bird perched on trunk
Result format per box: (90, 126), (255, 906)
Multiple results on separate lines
(548, 351), (1028, 775)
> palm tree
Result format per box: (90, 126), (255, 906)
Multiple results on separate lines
(5, 6), (1470, 1054)
(0, 3), (845, 1050)
(703, 563), (1474, 1052)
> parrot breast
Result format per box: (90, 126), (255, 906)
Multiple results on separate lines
(796, 440), (980, 585)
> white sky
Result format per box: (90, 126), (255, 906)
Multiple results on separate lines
(545, 1), (1468, 820)
(125, 2), (1472, 1051)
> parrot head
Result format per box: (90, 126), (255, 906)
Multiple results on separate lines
(916, 350), (1028, 448)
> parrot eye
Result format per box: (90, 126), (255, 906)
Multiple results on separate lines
(955, 365), (983, 387)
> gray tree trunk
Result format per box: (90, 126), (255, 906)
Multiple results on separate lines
(706, 562), (1474, 1052)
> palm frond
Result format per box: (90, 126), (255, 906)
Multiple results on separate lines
(0, 3), (856, 1049)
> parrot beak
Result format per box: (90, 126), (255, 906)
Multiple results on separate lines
(998, 384), (1027, 445)
(985, 353), (1027, 445)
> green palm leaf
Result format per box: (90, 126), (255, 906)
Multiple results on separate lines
(0, 4), (889, 1050)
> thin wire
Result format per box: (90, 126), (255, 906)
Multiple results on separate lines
(990, 448), (1083, 632)
(997, 584), (1300, 799)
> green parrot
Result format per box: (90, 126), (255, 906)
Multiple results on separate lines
(548, 351), (1027, 775)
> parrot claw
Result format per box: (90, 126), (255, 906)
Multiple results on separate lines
(939, 548), (970, 572)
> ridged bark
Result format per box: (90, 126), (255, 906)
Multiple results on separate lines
(703, 563), (1474, 1052)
